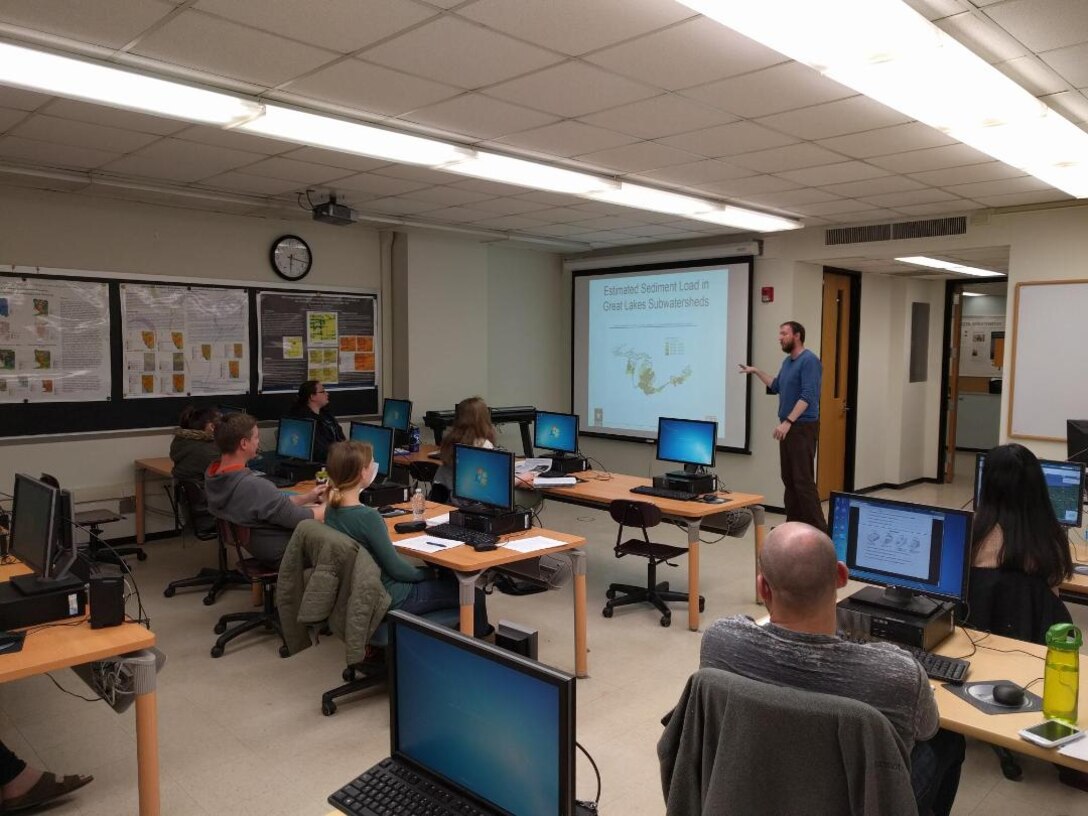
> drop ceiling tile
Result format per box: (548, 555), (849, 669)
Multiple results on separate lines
(789, 198), (872, 216)
(362, 196), (441, 215)
(514, 190), (583, 206)
(0, 87), (52, 113)
(404, 186), (494, 206)
(277, 147), (389, 173)
(727, 143), (844, 173)
(823, 208), (904, 224)
(903, 1), (972, 22)
(399, 93), (558, 141)
(372, 164), (459, 184)
(495, 121), (636, 157)
(680, 61), (854, 119)
(10, 114), (161, 153)
(983, 0), (1088, 53)
(821, 175), (927, 197)
(0, 136), (120, 169)
(104, 138), (265, 181)
(755, 96), (911, 140)
(1039, 42), (1088, 87)
(747, 188), (843, 207)
(0, 108), (28, 133)
(701, 175), (802, 197)
(284, 59), (461, 117)
(943, 176), (1052, 198)
(199, 172), (303, 196)
(0, 0), (174, 48)
(578, 94), (736, 140)
(907, 161), (1025, 186)
(585, 16), (786, 91)
(132, 10), (337, 86)
(658, 121), (799, 158)
(575, 215), (655, 231)
(195, 0), (437, 53)
(457, 0), (694, 56)
(816, 122), (956, 159)
(1042, 90), (1088, 122)
(571, 229), (642, 243)
(995, 56), (1069, 95)
(39, 99), (188, 135)
(528, 223), (597, 237)
(776, 161), (892, 186)
(173, 125), (293, 155)
(418, 206), (499, 223)
(236, 157), (350, 184)
(484, 62), (658, 118)
(634, 160), (755, 187)
(972, 189), (1073, 207)
(521, 207), (599, 224)
(330, 173), (431, 196)
(894, 200), (983, 216)
(575, 141), (699, 173)
(868, 143), (994, 173)
(451, 178), (534, 196)
(619, 223), (699, 238)
(935, 11), (1031, 62)
(859, 189), (961, 208)
(469, 197), (552, 215)
(470, 214), (549, 230)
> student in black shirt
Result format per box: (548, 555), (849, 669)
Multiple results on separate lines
(287, 380), (344, 463)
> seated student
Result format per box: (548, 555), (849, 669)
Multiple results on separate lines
(204, 413), (326, 565)
(434, 396), (497, 499)
(700, 522), (964, 816)
(0, 738), (92, 812)
(967, 442), (1073, 641)
(323, 440), (491, 637)
(169, 405), (221, 483)
(287, 380), (345, 463)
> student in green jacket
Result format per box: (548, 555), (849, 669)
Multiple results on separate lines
(323, 440), (491, 637)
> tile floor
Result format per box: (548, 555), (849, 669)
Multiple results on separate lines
(2, 452), (1086, 815)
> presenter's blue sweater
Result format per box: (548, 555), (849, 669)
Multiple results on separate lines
(769, 349), (821, 423)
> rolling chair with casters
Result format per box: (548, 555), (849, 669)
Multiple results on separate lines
(163, 480), (248, 605)
(602, 499), (704, 627)
(408, 460), (439, 495)
(209, 520), (289, 659)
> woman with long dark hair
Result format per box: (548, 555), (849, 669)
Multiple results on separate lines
(287, 380), (344, 463)
(169, 405), (221, 482)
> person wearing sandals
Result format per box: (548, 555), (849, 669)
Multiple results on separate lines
(0, 739), (92, 812)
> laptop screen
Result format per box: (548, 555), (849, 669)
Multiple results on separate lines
(389, 612), (575, 816)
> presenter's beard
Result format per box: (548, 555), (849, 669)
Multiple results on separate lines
(780, 338), (795, 353)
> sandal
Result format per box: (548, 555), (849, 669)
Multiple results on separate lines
(2, 771), (93, 813)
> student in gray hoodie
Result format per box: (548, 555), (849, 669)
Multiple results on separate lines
(204, 412), (326, 564)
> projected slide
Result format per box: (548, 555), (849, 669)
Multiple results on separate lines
(573, 259), (751, 450)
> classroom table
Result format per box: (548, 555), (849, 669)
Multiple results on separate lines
(0, 561), (160, 815)
(386, 502), (589, 678)
(133, 457), (174, 545)
(530, 472), (766, 631)
(392, 444), (440, 467)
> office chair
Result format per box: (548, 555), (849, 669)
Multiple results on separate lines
(163, 480), (248, 605)
(602, 499), (704, 627)
(408, 460), (439, 495)
(209, 520), (289, 659)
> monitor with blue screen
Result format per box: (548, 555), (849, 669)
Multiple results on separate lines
(535, 411), (578, 455)
(973, 452), (1084, 528)
(828, 492), (972, 613)
(276, 417), (315, 461)
(349, 421), (394, 480)
(657, 417), (717, 472)
(382, 398), (412, 432)
(453, 445), (514, 512)
(386, 611), (575, 816)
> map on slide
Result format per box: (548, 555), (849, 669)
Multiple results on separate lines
(614, 344), (692, 396)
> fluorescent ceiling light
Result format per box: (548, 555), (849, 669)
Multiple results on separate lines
(0, 42), (261, 127)
(961, 291), (984, 297)
(696, 205), (803, 232)
(896, 256), (1003, 277)
(442, 151), (618, 195)
(675, 0), (1088, 198)
(590, 182), (717, 216)
(238, 105), (470, 167)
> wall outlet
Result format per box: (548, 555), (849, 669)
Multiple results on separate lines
(118, 496), (136, 514)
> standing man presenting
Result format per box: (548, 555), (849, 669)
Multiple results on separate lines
(739, 321), (827, 532)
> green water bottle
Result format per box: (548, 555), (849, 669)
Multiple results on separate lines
(1042, 623), (1082, 725)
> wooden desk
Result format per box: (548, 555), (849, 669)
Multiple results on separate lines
(0, 562), (159, 814)
(393, 444), (440, 467)
(532, 473), (766, 631)
(387, 504), (589, 678)
(932, 627), (1088, 770)
(134, 457), (174, 545)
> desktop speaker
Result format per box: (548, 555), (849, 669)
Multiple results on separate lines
(89, 575), (125, 629)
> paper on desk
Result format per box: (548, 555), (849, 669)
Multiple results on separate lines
(394, 535), (465, 553)
(425, 513), (450, 526)
(502, 536), (566, 554)
(1058, 734), (1088, 761)
(516, 457), (552, 474)
(534, 476), (577, 486)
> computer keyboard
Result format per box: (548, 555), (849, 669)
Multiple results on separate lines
(258, 473), (295, 488)
(426, 523), (498, 550)
(901, 645), (970, 685)
(630, 485), (698, 501)
(330, 758), (487, 816)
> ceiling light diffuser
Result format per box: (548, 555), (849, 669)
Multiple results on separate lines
(896, 256), (1003, 277)
(442, 152), (619, 196)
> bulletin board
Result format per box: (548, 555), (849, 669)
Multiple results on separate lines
(1008, 279), (1088, 440)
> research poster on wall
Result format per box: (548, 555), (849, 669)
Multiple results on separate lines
(0, 275), (111, 403)
(257, 291), (377, 393)
(960, 316), (1004, 378)
(121, 283), (249, 397)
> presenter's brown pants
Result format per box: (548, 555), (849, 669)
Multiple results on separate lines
(779, 420), (827, 533)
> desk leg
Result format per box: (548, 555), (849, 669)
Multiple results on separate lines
(569, 549), (588, 678)
(135, 688), (160, 816)
(455, 571), (481, 636)
(753, 508), (767, 605)
(687, 520), (701, 632)
(135, 465), (146, 546)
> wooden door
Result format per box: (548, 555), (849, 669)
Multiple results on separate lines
(944, 290), (963, 482)
(817, 271), (852, 499)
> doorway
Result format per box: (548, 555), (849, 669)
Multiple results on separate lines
(817, 268), (860, 499)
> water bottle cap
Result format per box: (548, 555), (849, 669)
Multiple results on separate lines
(1045, 623), (1083, 650)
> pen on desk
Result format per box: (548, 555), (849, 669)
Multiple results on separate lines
(424, 539), (447, 548)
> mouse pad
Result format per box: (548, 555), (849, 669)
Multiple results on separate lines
(945, 681), (1041, 715)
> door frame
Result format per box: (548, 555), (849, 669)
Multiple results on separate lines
(821, 266), (862, 492)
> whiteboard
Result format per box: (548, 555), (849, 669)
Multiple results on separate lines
(1009, 280), (1088, 440)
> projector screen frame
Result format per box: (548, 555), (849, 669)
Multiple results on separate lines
(570, 255), (754, 456)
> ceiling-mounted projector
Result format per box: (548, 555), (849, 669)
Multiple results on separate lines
(313, 194), (356, 226)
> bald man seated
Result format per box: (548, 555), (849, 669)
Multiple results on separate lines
(700, 522), (965, 816)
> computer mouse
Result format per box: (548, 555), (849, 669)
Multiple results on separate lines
(701, 495), (726, 504)
(991, 683), (1025, 707)
(0, 631), (26, 655)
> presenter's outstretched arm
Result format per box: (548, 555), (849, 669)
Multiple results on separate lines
(738, 363), (774, 389)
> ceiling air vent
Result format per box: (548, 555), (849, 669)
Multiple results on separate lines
(825, 215), (967, 246)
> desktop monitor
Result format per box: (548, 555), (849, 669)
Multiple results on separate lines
(973, 452), (1084, 528)
(382, 398), (413, 432)
(534, 411), (579, 456)
(656, 417), (717, 472)
(349, 422), (394, 481)
(828, 492), (972, 613)
(10, 474), (57, 577)
(453, 444), (514, 513)
(1067, 419), (1088, 468)
(276, 417), (315, 461)
(387, 610), (575, 816)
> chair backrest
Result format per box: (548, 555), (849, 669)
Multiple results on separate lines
(408, 460), (439, 483)
(966, 567), (1072, 644)
(609, 499), (661, 530)
(659, 668), (916, 816)
(428, 482), (451, 504)
(177, 479), (218, 541)
(216, 518), (252, 560)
